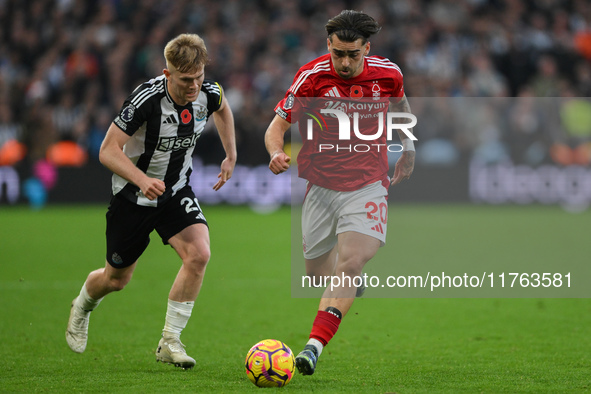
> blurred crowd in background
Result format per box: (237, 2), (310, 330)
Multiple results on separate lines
(1, 0), (591, 173)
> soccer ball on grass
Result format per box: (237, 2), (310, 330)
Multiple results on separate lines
(245, 339), (295, 387)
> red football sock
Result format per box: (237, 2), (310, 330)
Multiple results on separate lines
(309, 310), (341, 346)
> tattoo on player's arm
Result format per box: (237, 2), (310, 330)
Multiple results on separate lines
(390, 94), (412, 113)
(402, 150), (415, 163)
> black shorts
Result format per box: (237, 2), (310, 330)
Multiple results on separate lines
(105, 186), (208, 268)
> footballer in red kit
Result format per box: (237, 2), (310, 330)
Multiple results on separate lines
(265, 10), (415, 377)
(274, 53), (404, 192)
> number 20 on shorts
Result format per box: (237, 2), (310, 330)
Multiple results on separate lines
(365, 202), (387, 223)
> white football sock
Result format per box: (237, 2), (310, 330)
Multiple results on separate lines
(163, 299), (194, 339)
(75, 283), (103, 314)
(307, 338), (324, 357)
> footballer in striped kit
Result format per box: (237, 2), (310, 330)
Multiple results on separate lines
(66, 33), (237, 371)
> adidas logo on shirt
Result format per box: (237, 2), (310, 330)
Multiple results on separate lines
(324, 87), (341, 97)
(163, 114), (178, 124)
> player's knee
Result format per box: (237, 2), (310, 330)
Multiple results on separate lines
(107, 274), (132, 292)
(183, 243), (210, 272)
(338, 264), (363, 279)
(340, 246), (376, 270)
(337, 254), (368, 276)
(100, 264), (134, 292)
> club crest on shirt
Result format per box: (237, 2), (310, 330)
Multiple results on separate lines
(194, 105), (207, 121)
(372, 82), (381, 101)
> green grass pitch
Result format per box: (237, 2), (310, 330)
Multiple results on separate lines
(0, 204), (589, 393)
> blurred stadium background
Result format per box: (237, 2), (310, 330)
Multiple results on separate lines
(1, 0), (591, 209)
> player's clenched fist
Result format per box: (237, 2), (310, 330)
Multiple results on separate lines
(269, 152), (291, 174)
(140, 178), (165, 200)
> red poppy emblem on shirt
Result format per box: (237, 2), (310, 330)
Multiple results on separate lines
(180, 109), (192, 124)
(350, 85), (363, 98)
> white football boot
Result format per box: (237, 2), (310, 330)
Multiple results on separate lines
(155, 337), (196, 369)
(66, 297), (89, 353)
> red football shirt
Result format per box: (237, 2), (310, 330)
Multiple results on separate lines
(275, 53), (404, 191)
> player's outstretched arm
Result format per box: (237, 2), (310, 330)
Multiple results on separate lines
(265, 115), (292, 175)
(212, 95), (237, 191)
(99, 123), (165, 200)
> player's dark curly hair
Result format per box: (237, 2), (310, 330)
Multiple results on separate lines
(325, 10), (381, 44)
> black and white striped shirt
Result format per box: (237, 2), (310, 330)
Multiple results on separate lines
(112, 75), (222, 207)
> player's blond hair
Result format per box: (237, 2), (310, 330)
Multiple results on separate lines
(164, 33), (209, 74)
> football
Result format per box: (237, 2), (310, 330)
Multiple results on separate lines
(245, 339), (295, 387)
